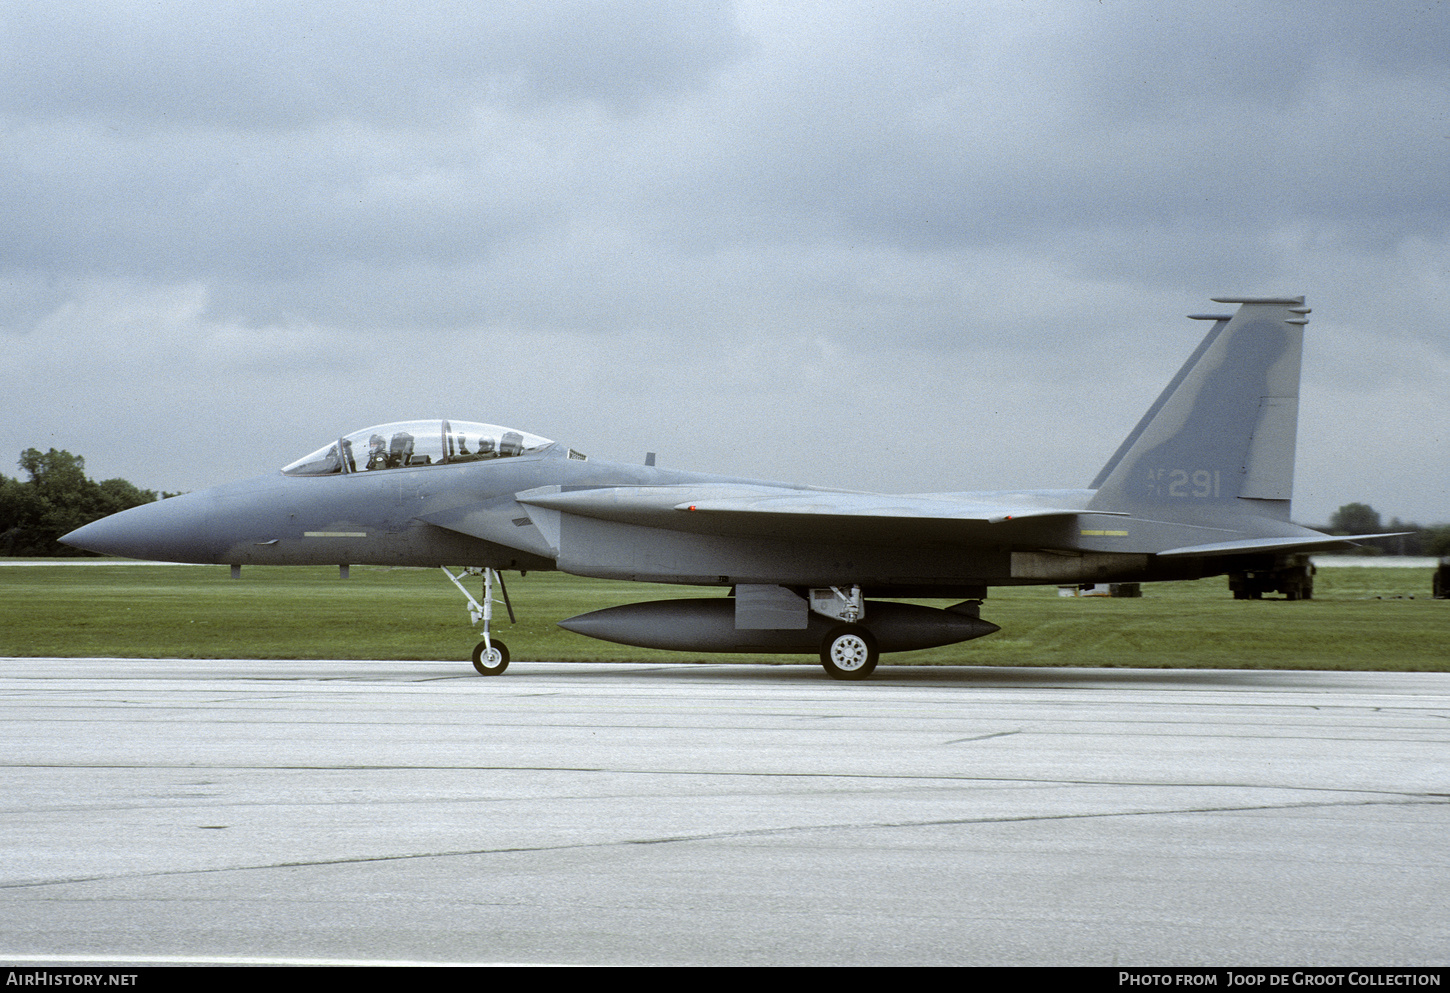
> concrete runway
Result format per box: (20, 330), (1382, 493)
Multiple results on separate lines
(1, 658), (1446, 967)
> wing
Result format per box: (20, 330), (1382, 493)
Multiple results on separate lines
(514, 483), (1108, 545)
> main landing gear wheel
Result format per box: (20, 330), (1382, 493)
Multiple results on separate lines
(820, 625), (878, 681)
(472, 639), (510, 676)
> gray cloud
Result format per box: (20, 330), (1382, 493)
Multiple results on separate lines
(2, 1), (746, 127)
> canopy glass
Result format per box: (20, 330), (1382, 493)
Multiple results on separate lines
(282, 420), (553, 476)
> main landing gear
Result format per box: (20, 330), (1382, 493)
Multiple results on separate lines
(820, 624), (878, 680)
(812, 585), (878, 680)
(442, 567), (515, 675)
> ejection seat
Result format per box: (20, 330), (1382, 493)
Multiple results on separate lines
(387, 432), (415, 468)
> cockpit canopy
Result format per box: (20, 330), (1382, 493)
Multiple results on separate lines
(282, 420), (554, 476)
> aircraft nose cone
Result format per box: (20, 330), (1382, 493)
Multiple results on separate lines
(59, 492), (221, 562)
(58, 518), (119, 555)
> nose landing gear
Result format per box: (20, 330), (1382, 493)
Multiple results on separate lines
(442, 567), (515, 675)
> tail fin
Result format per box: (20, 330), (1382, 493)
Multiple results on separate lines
(1087, 297), (1308, 522)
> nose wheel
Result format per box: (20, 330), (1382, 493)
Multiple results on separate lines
(472, 639), (510, 676)
(820, 625), (878, 680)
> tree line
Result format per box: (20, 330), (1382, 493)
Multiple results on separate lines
(2, 448), (1448, 558)
(0, 449), (172, 556)
(1324, 502), (1450, 558)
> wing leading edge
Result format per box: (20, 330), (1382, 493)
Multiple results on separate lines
(514, 483), (1109, 545)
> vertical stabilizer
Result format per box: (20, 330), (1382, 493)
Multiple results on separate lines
(1087, 297), (1308, 522)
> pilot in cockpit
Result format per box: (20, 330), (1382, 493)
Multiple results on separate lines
(366, 433), (388, 471)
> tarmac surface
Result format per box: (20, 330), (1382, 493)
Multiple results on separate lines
(1, 658), (1446, 967)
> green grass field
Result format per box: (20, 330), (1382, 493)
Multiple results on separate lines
(0, 561), (1444, 670)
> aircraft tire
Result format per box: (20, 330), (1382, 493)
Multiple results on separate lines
(471, 639), (510, 676)
(820, 625), (878, 681)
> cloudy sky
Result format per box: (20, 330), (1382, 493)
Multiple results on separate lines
(3, 0), (1447, 525)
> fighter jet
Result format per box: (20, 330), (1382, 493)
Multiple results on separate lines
(61, 297), (1391, 679)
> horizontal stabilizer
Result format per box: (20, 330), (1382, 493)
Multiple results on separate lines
(1157, 532), (1412, 558)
